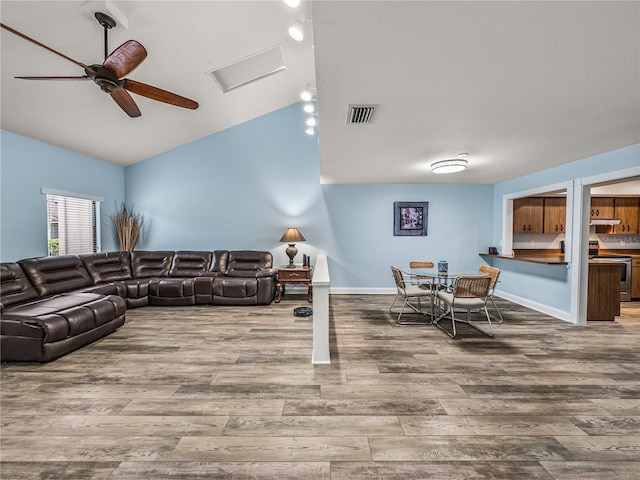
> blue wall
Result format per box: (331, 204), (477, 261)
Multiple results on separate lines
(126, 103), (494, 289)
(0, 130), (125, 261)
(2, 106), (635, 305)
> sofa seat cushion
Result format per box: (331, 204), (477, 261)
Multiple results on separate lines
(213, 277), (258, 298)
(148, 278), (196, 306)
(19, 255), (93, 297)
(79, 281), (128, 298)
(2, 293), (126, 343)
(148, 277), (195, 297)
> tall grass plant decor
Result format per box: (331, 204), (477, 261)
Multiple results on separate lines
(110, 203), (144, 251)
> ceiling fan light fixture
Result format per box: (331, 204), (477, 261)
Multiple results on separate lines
(431, 159), (468, 174)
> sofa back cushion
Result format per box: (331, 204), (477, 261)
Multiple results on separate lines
(81, 252), (132, 283)
(18, 255), (93, 297)
(170, 251), (213, 277)
(131, 251), (174, 278)
(226, 250), (273, 277)
(1, 262), (40, 308)
(211, 250), (229, 274)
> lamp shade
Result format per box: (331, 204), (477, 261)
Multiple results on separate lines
(279, 228), (306, 243)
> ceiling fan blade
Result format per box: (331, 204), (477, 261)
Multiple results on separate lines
(1, 23), (93, 73)
(102, 40), (147, 79)
(110, 88), (141, 117)
(16, 76), (90, 81)
(124, 79), (199, 110)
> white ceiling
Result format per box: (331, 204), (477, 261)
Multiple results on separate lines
(1, 1), (639, 185)
(0, 0), (316, 165)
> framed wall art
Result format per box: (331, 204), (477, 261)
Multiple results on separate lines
(394, 201), (429, 236)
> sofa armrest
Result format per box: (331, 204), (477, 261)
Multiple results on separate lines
(255, 268), (278, 278)
(1, 318), (45, 338)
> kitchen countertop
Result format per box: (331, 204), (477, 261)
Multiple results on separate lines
(597, 249), (640, 257)
(479, 249), (568, 265)
(588, 258), (628, 266)
(480, 248), (639, 265)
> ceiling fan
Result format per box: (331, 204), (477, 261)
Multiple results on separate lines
(0, 12), (198, 118)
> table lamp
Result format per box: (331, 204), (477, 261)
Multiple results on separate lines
(279, 228), (305, 267)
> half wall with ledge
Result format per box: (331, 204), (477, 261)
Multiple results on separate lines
(311, 253), (330, 364)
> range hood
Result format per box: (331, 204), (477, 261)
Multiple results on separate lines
(590, 219), (622, 225)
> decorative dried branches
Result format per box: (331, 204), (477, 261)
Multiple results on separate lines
(110, 202), (144, 251)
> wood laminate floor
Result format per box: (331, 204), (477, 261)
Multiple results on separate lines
(1, 295), (639, 479)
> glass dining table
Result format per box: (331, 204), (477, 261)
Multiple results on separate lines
(407, 266), (489, 323)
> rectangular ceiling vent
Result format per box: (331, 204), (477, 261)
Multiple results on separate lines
(347, 104), (378, 124)
(206, 45), (287, 93)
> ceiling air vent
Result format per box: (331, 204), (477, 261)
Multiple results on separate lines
(347, 104), (378, 124)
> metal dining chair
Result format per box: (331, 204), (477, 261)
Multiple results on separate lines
(434, 274), (494, 338)
(390, 266), (434, 324)
(478, 265), (503, 323)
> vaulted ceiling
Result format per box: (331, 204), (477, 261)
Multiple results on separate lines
(1, 1), (639, 184)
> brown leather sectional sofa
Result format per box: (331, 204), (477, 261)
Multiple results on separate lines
(0, 250), (277, 362)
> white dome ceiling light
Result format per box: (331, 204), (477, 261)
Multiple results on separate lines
(431, 154), (469, 174)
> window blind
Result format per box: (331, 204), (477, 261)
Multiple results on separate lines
(45, 193), (101, 256)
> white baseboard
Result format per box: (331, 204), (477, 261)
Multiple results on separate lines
(493, 290), (572, 323)
(328, 287), (573, 323)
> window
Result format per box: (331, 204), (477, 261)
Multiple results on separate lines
(43, 189), (102, 256)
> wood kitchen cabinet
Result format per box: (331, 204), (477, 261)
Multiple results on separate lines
(587, 261), (623, 321)
(590, 197), (614, 219)
(513, 197), (544, 234)
(632, 256), (640, 300)
(613, 198), (639, 234)
(543, 197), (566, 234)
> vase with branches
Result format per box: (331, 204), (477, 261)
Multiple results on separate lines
(110, 202), (144, 251)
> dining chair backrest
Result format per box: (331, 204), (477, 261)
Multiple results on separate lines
(478, 265), (500, 290)
(452, 275), (491, 299)
(409, 261), (434, 269)
(391, 266), (407, 292)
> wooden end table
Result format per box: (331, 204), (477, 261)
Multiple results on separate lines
(276, 265), (312, 303)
